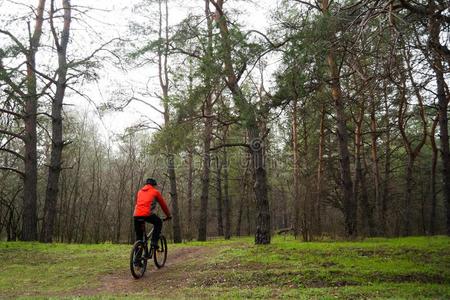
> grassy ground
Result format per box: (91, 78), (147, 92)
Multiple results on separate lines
(0, 236), (449, 299)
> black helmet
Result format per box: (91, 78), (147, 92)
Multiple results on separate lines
(146, 178), (157, 186)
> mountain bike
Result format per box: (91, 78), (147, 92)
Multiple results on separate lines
(130, 217), (169, 279)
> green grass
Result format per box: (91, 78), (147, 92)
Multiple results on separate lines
(0, 242), (130, 295)
(1, 236), (449, 299)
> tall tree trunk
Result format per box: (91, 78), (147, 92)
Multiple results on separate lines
(404, 157), (415, 235)
(236, 188), (244, 237)
(246, 191), (252, 236)
(354, 101), (374, 236)
(369, 94), (381, 235)
(223, 146), (231, 239)
(321, 0), (356, 237)
(167, 154), (181, 242)
(236, 161), (249, 236)
(198, 136), (212, 241)
(211, 0), (271, 244)
(21, 0), (46, 241)
(429, 11), (450, 236)
(215, 157), (224, 236)
(250, 128), (271, 244)
(187, 149), (193, 239)
(197, 0), (215, 241)
(114, 170), (126, 243)
(301, 114), (311, 241)
(328, 49), (355, 237)
(430, 116), (439, 235)
(397, 51), (428, 236)
(41, 0), (71, 243)
(381, 87), (391, 235)
(316, 104), (325, 236)
(354, 104), (365, 235)
(158, 0), (181, 243)
(292, 98), (301, 237)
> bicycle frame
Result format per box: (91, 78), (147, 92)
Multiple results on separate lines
(145, 227), (154, 243)
(140, 224), (156, 259)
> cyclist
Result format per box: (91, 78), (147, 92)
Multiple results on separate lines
(133, 178), (171, 249)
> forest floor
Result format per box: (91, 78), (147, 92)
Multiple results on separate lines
(0, 236), (449, 299)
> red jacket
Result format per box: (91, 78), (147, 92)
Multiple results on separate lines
(133, 184), (171, 217)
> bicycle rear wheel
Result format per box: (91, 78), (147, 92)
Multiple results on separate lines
(130, 241), (148, 279)
(153, 235), (167, 268)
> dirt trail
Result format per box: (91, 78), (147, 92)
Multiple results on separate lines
(75, 246), (214, 297)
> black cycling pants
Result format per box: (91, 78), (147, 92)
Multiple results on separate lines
(134, 214), (162, 245)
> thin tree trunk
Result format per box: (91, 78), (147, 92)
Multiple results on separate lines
(292, 98), (301, 237)
(7, 206), (15, 241)
(167, 154), (181, 242)
(114, 170), (126, 243)
(354, 104), (364, 235)
(301, 114), (311, 241)
(41, 0), (71, 243)
(216, 157), (224, 236)
(158, 0), (181, 243)
(246, 192), (251, 236)
(236, 190), (244, 237)
(316, 104), (325, 236)
(354, 101), (374, 236)
(197, 0), (215, 242)
(430, 116), (439, 235)
(404, 158), (415, 235)
(187, 149), (193, 239)
(381, 86), (391, 235)
(197, 105), (213, 241)
(369, 95), (381, 236)
(223, 146), (231, 239)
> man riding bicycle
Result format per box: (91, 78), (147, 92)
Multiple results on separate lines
(133, 178), (171, 249)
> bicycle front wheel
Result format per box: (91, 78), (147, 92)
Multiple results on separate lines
(130, 241), (147, 279)
(153, 235), (167, 268)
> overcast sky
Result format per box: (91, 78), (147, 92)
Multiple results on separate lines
(0, 0), (280, 141)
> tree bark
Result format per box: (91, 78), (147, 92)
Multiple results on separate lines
(397, 51), (428, 236)
(428, 10), (450, 236)
(21, 0), (46, 241)
(236, 160), (249, 236)
(381, 86), (391, 235)
(250, 128), (271, 244)
(354, 103), (366, 235)
(430, 116), (439, 235)
(187, 149), (193, 239)
(167, 154), (181, 242)
(158, 0), (181, 243)
(322, 0), (356, 237)
(292, 97), (301, 237)
(316, 104), (325, 236)
(369, 92), (381, 236)
(211, 0), (271, 244)
(223, 146), (231, 239)
(197, 0), (215, 241)
(41, 0), (71, 243)
(215, 157), (224, 236)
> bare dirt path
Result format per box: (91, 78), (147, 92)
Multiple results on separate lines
(74, 246), (215, 297)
